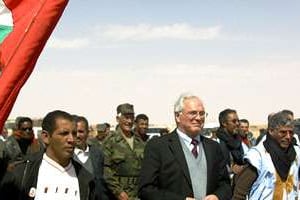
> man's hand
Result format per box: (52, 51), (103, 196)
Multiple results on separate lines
(203, 194), (219, 200)
(6, 163), (15, 172)
(118, 191), (129, 200)
(232, 164), (245, 175)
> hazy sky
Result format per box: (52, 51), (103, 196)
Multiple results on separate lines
(8, 0), (300, 127)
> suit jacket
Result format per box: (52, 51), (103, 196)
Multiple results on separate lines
(138, 130), (232, 200)
(73, 145), (104, 181)
(73, 145), (109, 200)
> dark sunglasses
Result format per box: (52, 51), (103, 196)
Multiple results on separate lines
(21, 127), (33, 132)
(229, 119), (239, 124)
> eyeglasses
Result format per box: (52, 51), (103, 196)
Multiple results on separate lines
(229, 119), (240, 124)
(182, 111), (208, 119)
(21, 127), (33, 132)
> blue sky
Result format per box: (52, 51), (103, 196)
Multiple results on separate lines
(8, 0), (300, 126)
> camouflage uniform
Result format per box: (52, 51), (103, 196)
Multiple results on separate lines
(103, 127), (145, 200)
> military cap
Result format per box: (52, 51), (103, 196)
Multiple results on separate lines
(96, 123), (107, 132)
(117, 103), (134, 115)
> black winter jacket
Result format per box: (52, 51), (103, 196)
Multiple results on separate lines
(0, 152), (96, 200)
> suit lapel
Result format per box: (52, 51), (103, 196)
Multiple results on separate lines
(168, 131), (193, 189)
(201, 136), (212, 190)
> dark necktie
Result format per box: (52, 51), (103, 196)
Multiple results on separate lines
(191, 139), (199, 158)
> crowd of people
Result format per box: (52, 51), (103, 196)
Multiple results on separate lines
(0, 92), (299, 200)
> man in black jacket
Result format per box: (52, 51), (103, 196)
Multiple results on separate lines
(4, 116), (43, 172)
(0, 110), (95, 200)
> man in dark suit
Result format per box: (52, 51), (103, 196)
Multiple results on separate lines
(138, 93), (231, 200)
(73, 115), (108, 200)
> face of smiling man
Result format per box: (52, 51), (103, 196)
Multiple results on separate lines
(176, 97), (206, 138)
(270, 125), (294, 149)
(117, 113), (135, 137)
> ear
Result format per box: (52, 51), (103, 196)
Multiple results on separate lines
(41, 130), (50, 145)
(221, 121), (227, 128)
(175, 112), (181, 124)
(268, 128), (275, 136)
(116, 116), (120, 124)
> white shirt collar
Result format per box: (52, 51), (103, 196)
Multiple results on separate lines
(176, 128), (201, 153)
(74, 145), (89, 155)
(176, 128), (200, 143)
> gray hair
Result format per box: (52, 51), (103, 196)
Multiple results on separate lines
(174, 92), (200, 113)
(268, 111), (294, 130)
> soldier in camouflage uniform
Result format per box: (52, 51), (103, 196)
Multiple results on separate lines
(103, 103), (145, 200)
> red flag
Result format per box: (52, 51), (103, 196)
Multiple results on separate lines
(0, 0), (69, 130)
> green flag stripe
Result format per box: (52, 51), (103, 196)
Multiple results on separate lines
(0, 24), (12, 43)
(0, 0), (13, 43)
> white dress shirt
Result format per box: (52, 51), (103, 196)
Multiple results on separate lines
(177, 128), (200, 153)
(74, 146), (90, 163)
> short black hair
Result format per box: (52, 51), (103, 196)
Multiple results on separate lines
(42, 110), (73, 134)
(74, 115), (89, 132)
(135, 114), (149, 123)
(16, 117), (33, 129)
(239, 119), (249, 124)
(218, 109), (237, 127)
